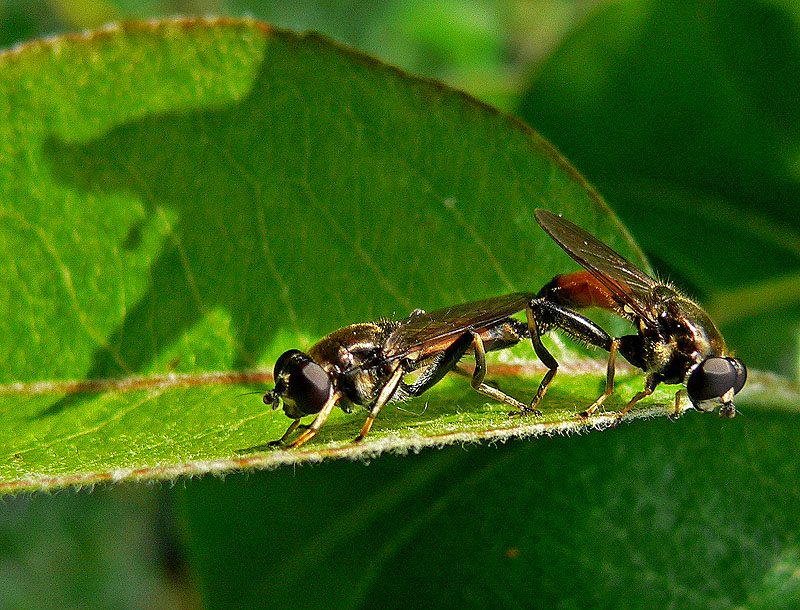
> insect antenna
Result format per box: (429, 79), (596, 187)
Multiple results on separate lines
(237, 390), (265, 398)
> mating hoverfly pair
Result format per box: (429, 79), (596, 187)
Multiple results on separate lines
(263, 209), (746, 449)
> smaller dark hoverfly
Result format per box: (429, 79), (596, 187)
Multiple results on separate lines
(263, 209), (746, 448)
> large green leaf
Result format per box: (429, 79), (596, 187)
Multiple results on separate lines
(0, 18), (692, 493)
(2, 11), (798, 610)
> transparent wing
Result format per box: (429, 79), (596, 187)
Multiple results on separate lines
(384, 292), (534, 361)
(535, 209), (659, 323)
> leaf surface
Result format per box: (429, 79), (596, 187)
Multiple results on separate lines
(0, 18), (782, 493)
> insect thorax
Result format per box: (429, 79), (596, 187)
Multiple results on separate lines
(642, 295), (727, 384)
(308, 321), (401, 406)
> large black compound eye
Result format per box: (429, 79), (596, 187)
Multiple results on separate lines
(288, 360), (333, 416)
(269, 350), (333, 415)
(687, 357), (747, 404)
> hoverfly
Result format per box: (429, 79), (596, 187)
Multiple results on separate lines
(529, 208), (746, 420)
(263, 209), (746, 448)
(263, 293), (540, 448)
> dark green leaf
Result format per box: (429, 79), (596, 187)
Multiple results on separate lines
(181, 412), (800, 610)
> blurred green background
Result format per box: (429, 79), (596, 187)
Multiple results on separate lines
(3, 1), (798, 608)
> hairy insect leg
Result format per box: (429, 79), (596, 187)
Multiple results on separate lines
(354, 364), (405, 443)
(287, 391), (342, 449)
(580, 338), (620, 418)
(526, 298), (614, 415)
(403, 327), (531, 414)
(404, 332), (474, 397)
(469, 330), (534, 414)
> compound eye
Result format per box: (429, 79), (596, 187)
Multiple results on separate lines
(687, 357), (740, 402)
(729, 358), (747, 395)
(289, 360), (332, 415)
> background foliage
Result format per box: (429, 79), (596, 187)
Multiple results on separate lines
(1, 1), (798, 609)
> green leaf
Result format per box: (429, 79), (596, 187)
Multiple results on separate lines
(1, 19), (623, 491)
(0, 18), (785, 494)
(3, 11), (800, 610)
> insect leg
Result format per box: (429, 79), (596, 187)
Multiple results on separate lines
(672, 389), (683, 417)
(354, 364), (406, 443)
(404, 332), (474, 397)
(526, 297), (613, 412)
(268, 419), (306, 447)
(287, 391), (342, 449)
(613, 375), (658, 422)
(525, 304), (559, 413)
(580, 338), (620, 418)
(469, 330), (533, 414)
